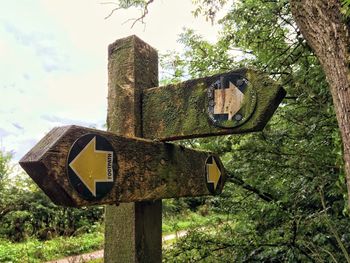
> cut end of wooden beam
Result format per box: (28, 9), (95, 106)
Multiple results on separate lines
(19, 126), (84, 207)
(19, 126), (72, 163)
(108, 35), (157, 58)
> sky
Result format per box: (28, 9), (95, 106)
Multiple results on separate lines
(0, 0), (224, 162)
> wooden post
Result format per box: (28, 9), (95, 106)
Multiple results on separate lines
(104, 36), (161, 262)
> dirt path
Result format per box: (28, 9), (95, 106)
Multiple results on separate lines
(162, 230), (187, 242)
(47, 250), (104, 263)
(46, 231), (188, 263)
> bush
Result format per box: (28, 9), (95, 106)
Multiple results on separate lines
(0, 167), (104, 242)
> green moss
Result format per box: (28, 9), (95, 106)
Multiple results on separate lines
(182, 83), (209, 133)
(142, 69), (286, 139)
(235, 69), (286, 132)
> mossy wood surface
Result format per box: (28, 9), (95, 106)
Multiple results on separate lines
(142, 69), (286, 140)
(107, 35), (158, 138)
(105, 35), (161, 263)
(19, 125), (224, 207)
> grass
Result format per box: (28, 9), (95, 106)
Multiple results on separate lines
(0, 211), (226, 262)
(0, 231), (104, 263)
(162, 211), (227, 235)
(87, 259), (103, 263)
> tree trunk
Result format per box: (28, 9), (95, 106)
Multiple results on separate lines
(290, 0), (350, 210)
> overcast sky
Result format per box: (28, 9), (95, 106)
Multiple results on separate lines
(0, 0), (223, 162)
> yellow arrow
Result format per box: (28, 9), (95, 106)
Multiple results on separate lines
(207, 157), (221, 190)
(69, 137), (113, 197)
(214, 81), (244, 120)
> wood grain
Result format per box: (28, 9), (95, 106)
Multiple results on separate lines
(20, 125), (225, 207)
(142, 69), (286, 140)
(104, 35), (162, 263)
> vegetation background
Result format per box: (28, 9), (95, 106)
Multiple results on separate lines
(1, 0), (350, 262)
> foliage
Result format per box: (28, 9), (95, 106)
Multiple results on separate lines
(0, 205), (222, 262)
(342, 0), (350, 17)
(162, 210), (226, 235)
(161, 0), (350, 261)
(0, 151), (12, 190)
(191, 0), (227, 18)
(192, 0), (228, 23)
(0, 228), (103, 263)
(0, 157), (104, 242)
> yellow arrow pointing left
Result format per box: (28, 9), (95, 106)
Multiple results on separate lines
(69, 137), (114, 197)
(207, 157), (222, 190)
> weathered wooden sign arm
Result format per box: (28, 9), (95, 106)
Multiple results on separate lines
(19, 125), (225, 207)
(142, 68), (286, 140)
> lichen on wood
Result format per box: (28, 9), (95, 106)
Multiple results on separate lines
(19, 125), (225, 207)
(142, 69), (286, 141)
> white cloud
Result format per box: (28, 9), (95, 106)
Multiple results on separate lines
(3, 23), (70, 73)
(0, 128), (11, 138)
(1, 0), (223, 161)
(0, 39), (7, 56)
(41, 70), (108, 121)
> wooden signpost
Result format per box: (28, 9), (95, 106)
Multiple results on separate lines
(19, 35), (286, 262)
(143, 69), (285, 140)
(19, 125), (225, 207)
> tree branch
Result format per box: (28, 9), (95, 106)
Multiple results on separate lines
(101, 2), (122, 19)
(225, 170), (277, 203)
(103, 0), (154, 28)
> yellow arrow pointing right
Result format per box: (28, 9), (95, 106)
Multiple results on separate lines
(207, 157), (221, 190)
(214, 81), (244, 120)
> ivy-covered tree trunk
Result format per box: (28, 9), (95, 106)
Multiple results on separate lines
(290, 0), (350, 210)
